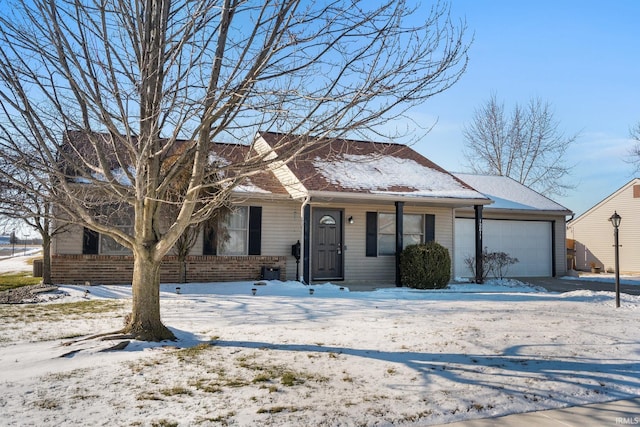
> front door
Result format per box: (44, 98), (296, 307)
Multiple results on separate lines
(312, 209), (344, 280)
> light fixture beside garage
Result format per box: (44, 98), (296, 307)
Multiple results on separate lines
(609, 211), (621, 308)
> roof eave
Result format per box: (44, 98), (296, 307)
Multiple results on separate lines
(230, 191), (292, 201)
(305, 190), (492, 207)
(457, 206), (574, 216)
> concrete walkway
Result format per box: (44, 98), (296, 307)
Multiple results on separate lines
(440, 397), (640, 426)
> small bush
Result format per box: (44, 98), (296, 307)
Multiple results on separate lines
(465, 248), (519, 280)
(489, 251), (519, 279)
(399, 242), (451, 289)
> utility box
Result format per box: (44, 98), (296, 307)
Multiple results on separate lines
(33, 259), (43, 278)
(261, 266), (281, 280)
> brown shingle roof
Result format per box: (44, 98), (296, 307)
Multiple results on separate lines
(211, 142), (289, 195)
(62, 130), (288, 195)
(258, 131), (486, 200)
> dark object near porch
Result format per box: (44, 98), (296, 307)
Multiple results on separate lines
(261, 266), (281, 280)
(33, 259), (43, 277)
(291, 240), (301, 281)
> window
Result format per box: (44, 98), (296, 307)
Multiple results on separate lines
(403, 214), (424, 247)
(99, 206), (133, 255)
(366, 212), (434, 257)
(219, 206), (248, 255)
(202, 206), (262, 256)
(81, 205), (133, 255)
(377, 213), (424, 256)
(100, 233), (132, 254)
(319, 215), (336, 225)
(378, 213), (396, 255)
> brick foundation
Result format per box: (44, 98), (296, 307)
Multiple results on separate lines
(51, 254), (287, 285)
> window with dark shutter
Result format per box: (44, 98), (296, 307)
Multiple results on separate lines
(248, 206), (262, 255)
(366, 211), (378, 257)
(425, 214), (435, 242)
(203, 223), (217, 255)
(82, 228), (99, 254)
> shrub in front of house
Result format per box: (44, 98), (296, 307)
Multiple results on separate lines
(400, 242), (451, 289)
(464, 248), (519, 280)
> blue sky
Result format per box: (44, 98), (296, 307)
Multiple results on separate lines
(408, 0), (640, 217)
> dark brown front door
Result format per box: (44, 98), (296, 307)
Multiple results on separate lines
(312, 209), (344, 280)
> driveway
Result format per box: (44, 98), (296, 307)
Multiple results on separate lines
(518, 276), (640, 296)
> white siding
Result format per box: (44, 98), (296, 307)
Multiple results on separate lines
(259, 200), (303, 280)
(196, 200), (303, 280)
(254, 136), (307, 199)
(567, 180), (640, 273)
(553, 217), (568, 277)
(335, 203), (454, 284)
(52, 224), (84, 255)
(52, 199), (459, 283)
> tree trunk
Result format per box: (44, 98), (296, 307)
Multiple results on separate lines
(124, 249), (176, 341)
(41, 235), (52, 285)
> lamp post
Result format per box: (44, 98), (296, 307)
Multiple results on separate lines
(609, 211), (621, 308)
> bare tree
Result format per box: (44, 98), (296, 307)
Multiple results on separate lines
(0, 0), (470, 341)
(628, 122), (640, 172)
(0, 155), (67, 284)
(463, 94), (577, 197)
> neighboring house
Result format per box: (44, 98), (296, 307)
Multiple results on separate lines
(453, 173), (573, 278)
(566, 178), (640, 273)
(52, 131), (492, 285)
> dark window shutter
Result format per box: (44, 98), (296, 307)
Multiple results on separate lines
(425, 214), (435, 242)
(366, 212), (378, 257)
(203, 223), (217, 255)
(248, 206), (262, 255)
(82, 227), (99, 254)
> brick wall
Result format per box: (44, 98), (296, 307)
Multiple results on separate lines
(51, 254), (287, 285)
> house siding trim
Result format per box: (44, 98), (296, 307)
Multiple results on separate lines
(567, 178), (640, 273)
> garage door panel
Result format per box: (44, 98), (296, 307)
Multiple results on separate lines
(455, 218), (552, 278)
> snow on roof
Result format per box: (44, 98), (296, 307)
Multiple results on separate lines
(73, 166), (136, 186)
(257, 132), (487, 201)
(454, 173), (572, 212)
(314, 154), (486, 199)
(233, 182), (272, 194)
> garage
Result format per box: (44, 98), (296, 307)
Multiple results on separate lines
(454, 218), (553, 278)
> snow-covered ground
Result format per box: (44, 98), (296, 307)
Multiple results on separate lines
(1, 256), (639, 426)
(0, 247), (41, 267)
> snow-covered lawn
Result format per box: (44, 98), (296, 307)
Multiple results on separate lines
(1, 256), (639, 426)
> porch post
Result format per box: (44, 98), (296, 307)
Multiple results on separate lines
(551, 220), (556, 277)
(395, 201), (404, 287)
(474, 204), (483, 284)
(303, 204), (311, 283)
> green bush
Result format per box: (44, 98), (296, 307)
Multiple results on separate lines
(399, 242), (451, 289)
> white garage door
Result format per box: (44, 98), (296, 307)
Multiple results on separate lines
(454, 218), (552, 278)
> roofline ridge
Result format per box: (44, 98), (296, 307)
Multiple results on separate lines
(257, 130), (409, 147)
(569, 177), (640, 224)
